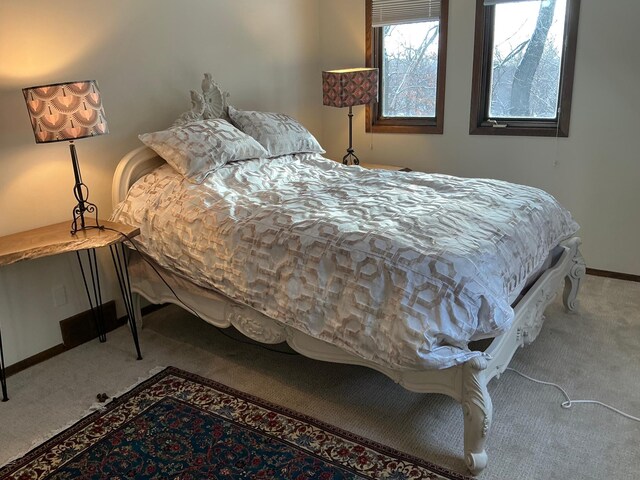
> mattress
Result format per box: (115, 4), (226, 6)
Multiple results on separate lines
(112, 153), (579, 370)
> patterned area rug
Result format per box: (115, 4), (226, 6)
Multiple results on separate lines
(0, 367), (471, 479)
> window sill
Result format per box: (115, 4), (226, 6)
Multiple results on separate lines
(368, 124), (443, 134)
(469, 124), (568, 138)
(367, 118), (444, 134)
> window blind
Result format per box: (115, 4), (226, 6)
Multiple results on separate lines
(371, 0), (441, 28)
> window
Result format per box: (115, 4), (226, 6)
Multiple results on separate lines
(470, 0), (581, 137)
(366, 0), (449, 134)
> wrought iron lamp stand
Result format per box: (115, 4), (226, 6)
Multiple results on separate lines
(342, 106), (360, 166)
(69, 141), (102, 235)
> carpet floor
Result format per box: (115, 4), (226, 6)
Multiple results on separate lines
(0, 274), (638, 479)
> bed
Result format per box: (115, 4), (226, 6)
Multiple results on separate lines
(111, 76), (586, 475)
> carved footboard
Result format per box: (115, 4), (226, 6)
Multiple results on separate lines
(124, 237), (584, 475)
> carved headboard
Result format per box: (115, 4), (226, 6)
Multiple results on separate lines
(112, 74), (229, 207)
(173, 73), (230, 126)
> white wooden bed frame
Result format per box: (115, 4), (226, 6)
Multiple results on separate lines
(111, 76), (586, 475)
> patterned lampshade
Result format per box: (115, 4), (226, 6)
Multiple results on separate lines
(23, 80), (109, 144)
(322, 68), (379, 108)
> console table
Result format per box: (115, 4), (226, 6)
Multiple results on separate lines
(0, 220), (142, 401)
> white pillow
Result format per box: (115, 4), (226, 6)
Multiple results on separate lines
(228, 106), (325, 157)
(139, 119), (268, 183)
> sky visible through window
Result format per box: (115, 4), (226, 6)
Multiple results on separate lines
(383, 21), (440, 54)
(493, 0), (565, 55)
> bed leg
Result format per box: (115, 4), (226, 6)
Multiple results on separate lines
(462, 357), (492, 475)
(563, 249), (586, 312)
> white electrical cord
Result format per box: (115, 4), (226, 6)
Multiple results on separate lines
(507, 367), (640, 423)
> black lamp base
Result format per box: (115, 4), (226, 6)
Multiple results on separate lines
(342, 105), (361, 166)
(69, 141), (103, 235)
(71, 199), (102, 235)
(342, 149), (360, 165)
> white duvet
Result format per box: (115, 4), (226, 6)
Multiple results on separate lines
(112, 153), (579, 370)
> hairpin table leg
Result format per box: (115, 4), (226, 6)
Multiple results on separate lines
(110, 243), (142, 360)
(0, 326), (8, 401)
(76, 249), (107, 343)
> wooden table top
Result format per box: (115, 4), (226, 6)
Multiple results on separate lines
(0, 220), (140, 267)
(359, 162), (411, 172)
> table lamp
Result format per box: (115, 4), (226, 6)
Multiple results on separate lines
(23, 80), (109, 234)
(322, 68), (378, 165)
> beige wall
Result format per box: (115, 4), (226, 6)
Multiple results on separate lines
(320, 0), (640, 277)
(0, 0), (322, 366)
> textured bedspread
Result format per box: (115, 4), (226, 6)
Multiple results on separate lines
(112, 154), (578, 370)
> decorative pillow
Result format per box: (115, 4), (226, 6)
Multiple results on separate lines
(138, 119), (268, 183)
(228, 106), (325, 157)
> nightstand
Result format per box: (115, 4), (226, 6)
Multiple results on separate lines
(359, 162), (412, 172)
(0, 220), (142, 402)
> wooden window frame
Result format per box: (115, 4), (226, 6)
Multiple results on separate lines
(469, 0), (581, 137)
(365, 0), (449, 134)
